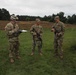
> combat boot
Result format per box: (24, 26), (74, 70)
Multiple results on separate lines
(10, 58), (14, 63)
(31, 52), (34, 56)
(39, 52), (43, 56)
(60, 55), (63, 59)
(16, 56), (21, 59)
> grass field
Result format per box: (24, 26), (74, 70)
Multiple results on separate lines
(0, 27), (76, 75)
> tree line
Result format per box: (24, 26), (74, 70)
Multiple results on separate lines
(0, 8), (76, 24)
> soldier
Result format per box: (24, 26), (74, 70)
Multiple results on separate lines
(5, 14), (21, 63)
(30, 18), (43, 56)
(51, 16), (65, 59)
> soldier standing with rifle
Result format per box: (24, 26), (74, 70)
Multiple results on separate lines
(5, 14), (21, 63)
(51, 16), (65, 59)
(30, 18), (43, 56)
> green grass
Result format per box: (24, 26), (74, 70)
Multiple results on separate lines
(0, 28), (76, 75)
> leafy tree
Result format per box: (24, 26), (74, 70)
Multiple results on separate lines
(1, 8), (10, 20)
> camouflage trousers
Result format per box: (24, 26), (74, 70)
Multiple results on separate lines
(32, 39), (42, 53)
(9, 40), (20, 58)
(54, 37), (63, 56)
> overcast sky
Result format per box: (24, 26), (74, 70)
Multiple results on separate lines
(0, 0), (76, 17)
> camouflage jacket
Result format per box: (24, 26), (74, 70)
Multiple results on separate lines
(52, 21), (65, 39)
(5, 22), (19, 42)
(30, 24), (43, 40)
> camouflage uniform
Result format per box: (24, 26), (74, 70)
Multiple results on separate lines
(30, 24), (43, 53)
(52, 21), (65, 56)
(5, 22), (20, 58)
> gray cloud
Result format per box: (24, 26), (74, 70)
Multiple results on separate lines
(0, 0), (76, 16)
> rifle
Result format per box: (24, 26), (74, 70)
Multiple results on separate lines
(13, 30), (27, 37)
(33, 28), (42, 47)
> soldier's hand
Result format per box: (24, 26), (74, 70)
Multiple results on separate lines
(51, 28), (55, 32)
(9, 30), (15, 34)
(40, 34), (42, 36)
(57, 33), (62, 36)
(33, 32), (37, 35)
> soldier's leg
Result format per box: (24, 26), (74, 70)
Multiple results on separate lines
(31, 40), (36, 55)
(14, 41), (20, 58)
(37, 41), (42, 55)
(54, 39), (58, 56)
(58, 38), (63, 58)
(9, 42), (14, 63)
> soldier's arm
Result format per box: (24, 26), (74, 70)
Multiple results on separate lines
(40, 26), (43, 36)
(12, 24), (19, 34)
(5, 23), (12, 31)
(51, 24), (55, 32)
(58, 23), (65, 36)
(30, 25), (36, 35)
(61, 23), (65, 35)
(5, 24), (14, 35)
(5, 24), (19, 35)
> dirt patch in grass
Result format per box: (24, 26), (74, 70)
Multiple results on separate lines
(0, 21), (76, 30)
